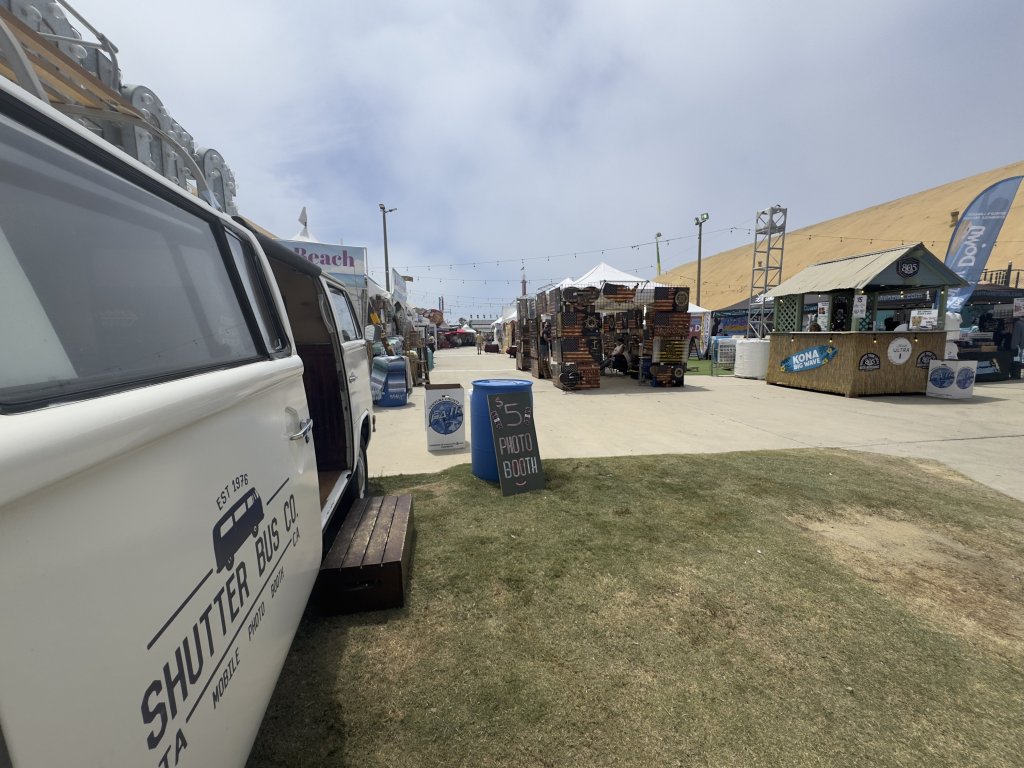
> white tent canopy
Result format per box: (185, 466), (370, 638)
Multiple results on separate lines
(523, 264), (713, 316)
(535, 276), (575, 293)
(572, 262), (644, 287)
(491, 306), (517, 327)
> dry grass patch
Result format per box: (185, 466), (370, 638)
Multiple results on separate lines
(794, 508), (1024, 655)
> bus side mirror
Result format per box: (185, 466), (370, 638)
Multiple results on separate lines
(365, 324), (381, 342)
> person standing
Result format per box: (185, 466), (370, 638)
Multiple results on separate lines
(476, 332), (485, 354)
(540, 320), (552, 361)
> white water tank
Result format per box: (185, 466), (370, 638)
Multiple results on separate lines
(734, 338), (771, 379)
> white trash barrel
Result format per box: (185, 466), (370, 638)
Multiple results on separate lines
(734, 338), (771, 379)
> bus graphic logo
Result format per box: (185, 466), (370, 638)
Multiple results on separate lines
(213, 488), (264, 572)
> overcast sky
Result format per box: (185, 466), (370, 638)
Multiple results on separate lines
(81, 0), (1024, 320)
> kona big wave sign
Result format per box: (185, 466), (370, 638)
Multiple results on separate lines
(780, 345), (838, 373)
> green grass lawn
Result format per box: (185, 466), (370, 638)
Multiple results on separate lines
(249, 450), (1024, 768)
(685, 358), (712, 375)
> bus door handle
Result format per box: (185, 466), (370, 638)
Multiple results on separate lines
(348, 373), (357, 383)
(289, 418), (313, 443)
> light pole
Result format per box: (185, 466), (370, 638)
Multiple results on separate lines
(655, 232), (662, 275)
(379, 203), (397, 292)
(694, 212), (709, 306)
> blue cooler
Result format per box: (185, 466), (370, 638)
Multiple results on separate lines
(372, 355), (409, 407)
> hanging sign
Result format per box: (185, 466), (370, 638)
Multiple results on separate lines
(780, 345), (838, 373)
(896, 256), (920, 277)
(487, 391), (544, 496)
(852, 295), (868, 319)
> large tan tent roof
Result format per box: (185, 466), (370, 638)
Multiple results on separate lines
(658, 160), (1024, 310)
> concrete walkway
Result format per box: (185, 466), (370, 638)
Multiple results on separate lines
(368, 347), (1024, 501)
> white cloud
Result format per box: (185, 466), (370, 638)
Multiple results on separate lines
(62, 0), (1024, 315)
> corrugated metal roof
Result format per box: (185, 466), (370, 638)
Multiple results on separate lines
(765, 243), (966, 298)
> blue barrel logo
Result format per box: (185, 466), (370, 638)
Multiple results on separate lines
(428, 395), (464, 435)
(955, 366), (976, 390)
(929, 365), (955, 389)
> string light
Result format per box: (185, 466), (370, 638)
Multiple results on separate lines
(389, 227), (1006, 274)
(395, 222), (1021, 315)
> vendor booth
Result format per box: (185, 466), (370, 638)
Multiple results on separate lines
(536, 272), (704, 390)
(949, 284), (1024, 381)
(763, 243), (967, 397)
(515, 297), (537, 373)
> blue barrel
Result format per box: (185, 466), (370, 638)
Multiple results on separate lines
(471, 379), (533, 482)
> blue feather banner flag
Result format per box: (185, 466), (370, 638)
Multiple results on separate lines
(944, 176), (1022, 312)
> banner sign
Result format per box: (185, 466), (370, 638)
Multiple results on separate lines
(877, 289), (933, 307)
(391, 268), (408, 305)
(425, 384), (465, 451)
(944, 176), (1023, 312)
(278, 239), (367, 277)
(487, 391), (544, 496)
(780, 345), (838, 373)
(910, 309), (938, 329)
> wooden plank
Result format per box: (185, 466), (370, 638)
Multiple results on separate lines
(321, 496), (370, 570)
(382, 495), (414, 565)
(363, 496), (400, 566)
(340, 496), (385, 569)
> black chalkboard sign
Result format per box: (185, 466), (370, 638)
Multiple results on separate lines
(486, 391), (545, 496)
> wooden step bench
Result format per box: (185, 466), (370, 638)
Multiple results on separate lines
(317, 495), (414, 613)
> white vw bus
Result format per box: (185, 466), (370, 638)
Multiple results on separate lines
(0, 76), (374, 766)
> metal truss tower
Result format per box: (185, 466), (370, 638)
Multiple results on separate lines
(747, 205), (787, 338)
